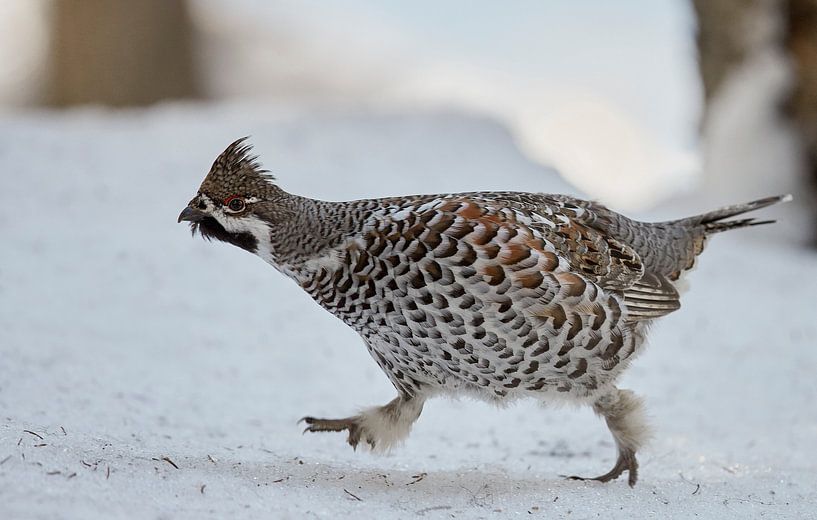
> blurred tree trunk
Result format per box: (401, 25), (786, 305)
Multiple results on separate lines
(693, 0), (758, 106)
(47, 0), (200, 107)
(692, 0), (817, 243)
(785, 0), (817, 230)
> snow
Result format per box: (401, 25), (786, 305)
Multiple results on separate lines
(1, 105), (816, 519)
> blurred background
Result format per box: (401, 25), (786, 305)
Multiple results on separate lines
(0, 0), (814, 237)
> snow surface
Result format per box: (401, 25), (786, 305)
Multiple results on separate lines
(1, 105), (816, 519)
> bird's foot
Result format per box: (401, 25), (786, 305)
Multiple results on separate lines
(566, 448), (638, 487)
(299, 415), (374, 450)
(299, 397), (424, 453)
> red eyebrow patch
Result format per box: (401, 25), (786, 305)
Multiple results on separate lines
(223, 194), (241, 205)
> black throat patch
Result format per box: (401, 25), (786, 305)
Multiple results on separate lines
(190, 217), (258, 254)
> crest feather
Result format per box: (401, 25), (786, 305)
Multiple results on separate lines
(198, 137), (279, 201)
(217, 136), (275, 182)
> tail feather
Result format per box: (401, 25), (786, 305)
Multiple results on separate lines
(703, 217), (777, 234)
(572, 193), (791, 281)
(629, 194), (793, 279)
(676, 194), (792, 235)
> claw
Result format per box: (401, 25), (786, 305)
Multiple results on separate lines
(297, 414), (379, 452)
(565, 450), (638, 487)
(299, 416), (316, 434)
(297, 416), (358, 433)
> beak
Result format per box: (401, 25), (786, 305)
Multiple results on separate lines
(177, 206), (207, 223)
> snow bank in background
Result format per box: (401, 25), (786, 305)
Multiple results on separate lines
(507, 93), (698, 211)
(0, 105), (815, 519)
(192, 0), (701, 211)
(0, 0), (702, 211)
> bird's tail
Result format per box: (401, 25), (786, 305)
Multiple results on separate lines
(670, 194), (793, 235)
(617, 194), (793, 280)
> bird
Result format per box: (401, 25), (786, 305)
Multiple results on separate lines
(178, 137), (790, 486)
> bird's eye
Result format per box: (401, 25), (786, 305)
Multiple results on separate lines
(225, 196), (246, 212)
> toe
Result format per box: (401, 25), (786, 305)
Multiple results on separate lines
(627, 458), (639, 487)
(346, 424), (362, 449)
(566, 451), (638, 486)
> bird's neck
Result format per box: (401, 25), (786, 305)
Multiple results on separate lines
(262, 194), (357, 280)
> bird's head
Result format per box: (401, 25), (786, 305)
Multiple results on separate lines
(178, 138), (286, 255)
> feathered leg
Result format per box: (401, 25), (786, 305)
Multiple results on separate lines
(300, 395), (424, 452)
(568, 388), (650, 487)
